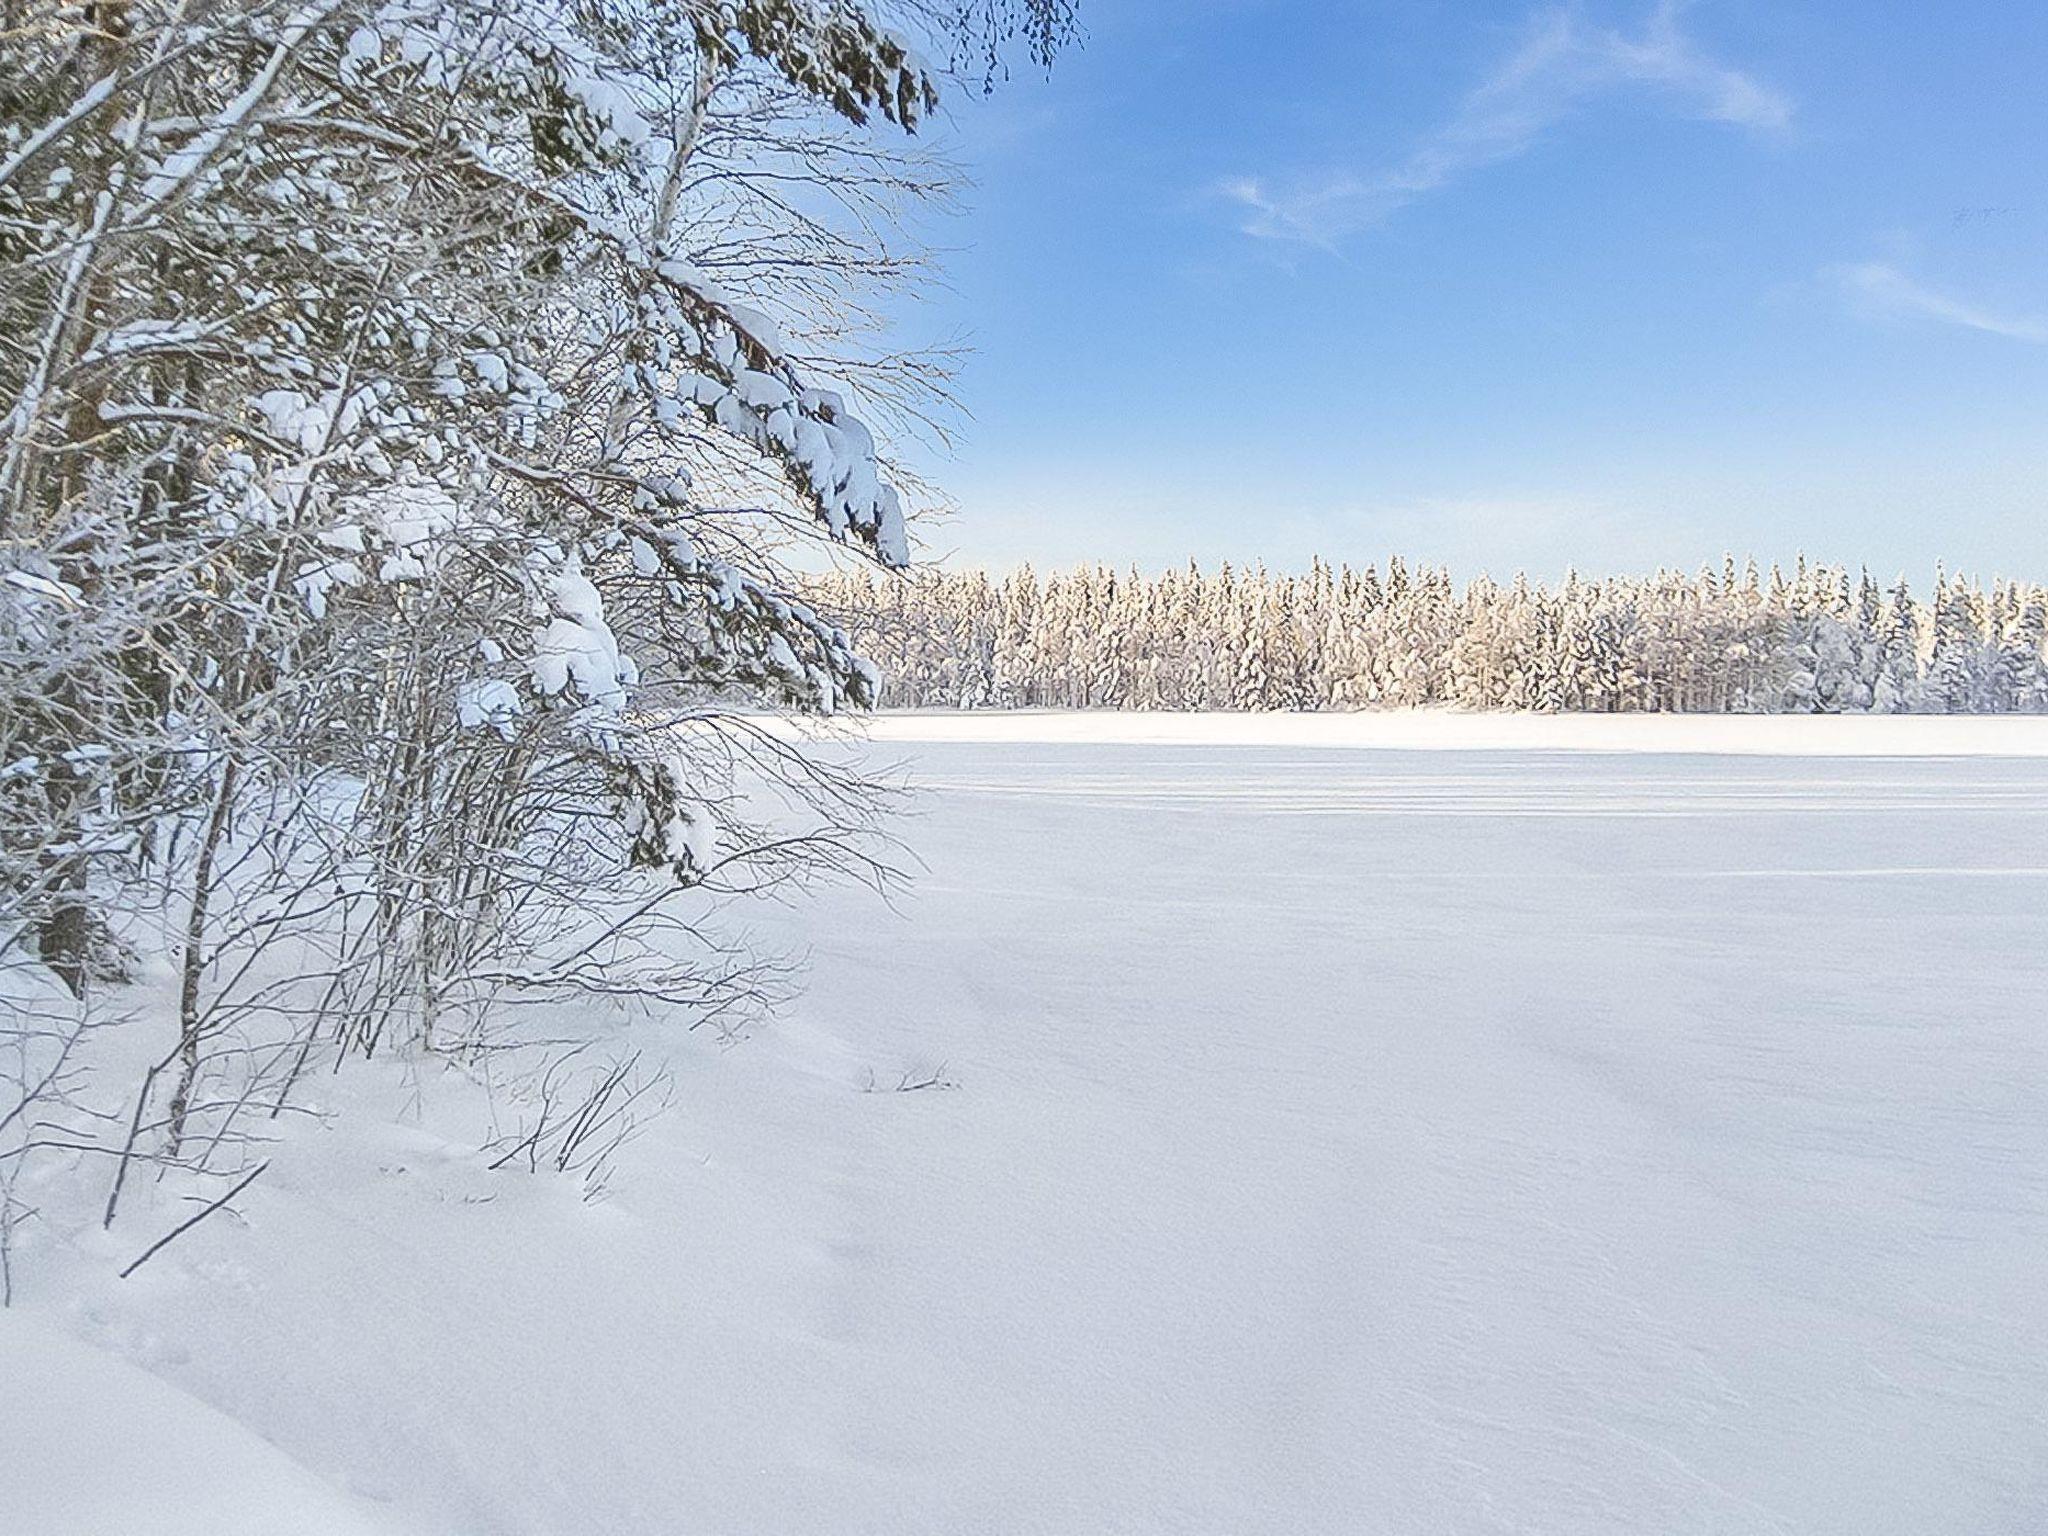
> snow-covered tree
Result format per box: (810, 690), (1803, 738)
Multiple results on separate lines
(2, 0), (1077, 1235)
(812, 558), (2047, 720)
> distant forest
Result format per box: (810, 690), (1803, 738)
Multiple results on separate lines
(808, 560), (2048, 714)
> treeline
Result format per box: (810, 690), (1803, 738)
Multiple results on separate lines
(809, 558), (2048, 713)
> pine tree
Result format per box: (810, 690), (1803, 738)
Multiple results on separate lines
(808, 559), (2036, 721)
(1926, 569), (1990, 713)
(1996, 587), (2048, 712)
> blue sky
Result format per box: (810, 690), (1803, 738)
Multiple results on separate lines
(889, 0), (2048, 581)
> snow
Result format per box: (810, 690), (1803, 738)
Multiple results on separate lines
(0, 1313), (409, 1536)
(466, 351), (510, 393)
(254, 384), (369, 454)
(12, 714), (2048, 1533)
(293, 553), (362, 619)
(2, 567), (79, 604)
(132, 6), (336, 217)
(81, 318), (216, 364)
(342, 25), (381, 76)
(369, 483), (460, 563)
(529, 564), (629, 709)
(455, 677), (522, 735)
(842, 706), (2048, 756)
(0, 71), (117, 191)
(672, 797), (718, 872)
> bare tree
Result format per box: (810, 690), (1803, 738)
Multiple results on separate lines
(0, 0), (1076, 1284)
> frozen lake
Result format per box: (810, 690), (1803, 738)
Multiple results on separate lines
(14, 715), (2048, 1535)
(726, 716), (2048, 1535)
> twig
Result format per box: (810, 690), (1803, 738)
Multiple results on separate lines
(118, 1160), (268, 1280)
(103, 1049), (173, 1230)
(896, 1063), (953, 1092)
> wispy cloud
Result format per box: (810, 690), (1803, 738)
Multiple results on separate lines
(1223, 1), (1791, 248)
(1830, 262), (2048, 344)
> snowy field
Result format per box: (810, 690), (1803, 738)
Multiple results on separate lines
(10, 712), (2048, 1535)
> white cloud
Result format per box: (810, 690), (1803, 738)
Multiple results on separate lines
(1223, 1), (1791, 247)
(1830, 261), (2048, 345)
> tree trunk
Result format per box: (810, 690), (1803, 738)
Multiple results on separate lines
(166, 755), (239, 1159)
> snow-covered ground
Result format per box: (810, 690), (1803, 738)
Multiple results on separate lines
(10, 713), (2048, 1534)
(850, 705), (2048, 755)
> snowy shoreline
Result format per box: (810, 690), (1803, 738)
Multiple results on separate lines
(824, 706), (2048, 756)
